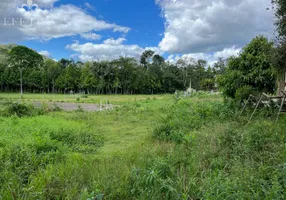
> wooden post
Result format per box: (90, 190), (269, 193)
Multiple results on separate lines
(277, 72), (286, 96)
(239, 95), (251, 117)
(276, 92), (286, 122)
(248, 94), (263, 123)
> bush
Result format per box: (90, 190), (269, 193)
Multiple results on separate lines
(153, 100), (234, 143)
(6, 102), (34, 117)
(235, 85), (257, 102)
(128, 160), (177, 200)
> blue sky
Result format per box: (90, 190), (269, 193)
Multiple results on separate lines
(0, 0), (274, 64)
(20, 0), (165, 60)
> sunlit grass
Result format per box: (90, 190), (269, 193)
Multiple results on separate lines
(0, 93), (285, 199)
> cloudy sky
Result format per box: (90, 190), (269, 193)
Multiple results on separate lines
(0, 0), (275, 64)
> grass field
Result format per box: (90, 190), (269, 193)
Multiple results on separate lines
(0, 93), (285, 199)
(0, 93), (169, 105)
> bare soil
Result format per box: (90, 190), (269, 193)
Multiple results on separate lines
(34, 102), (113, 111)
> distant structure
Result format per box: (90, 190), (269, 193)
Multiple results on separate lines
(184, 78), (196, 96)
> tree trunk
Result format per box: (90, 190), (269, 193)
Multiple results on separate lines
(19, 67), (23, 98)
(52, 80), (55, 93)
(277, 72), (286, 96)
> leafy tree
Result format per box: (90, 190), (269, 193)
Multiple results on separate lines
(80, 62), (97, 94)
(152, 54), (165, 66)
(213, 57), (227, 75)
(272, 0), (286, 95)
(217, 36), (275, 101)
(272, 0), (286, 40)
(44, 59), (61, 93)
(8, 46), (43, 96)
(59, 58), (72, 69)
(140, 50), (155, 67)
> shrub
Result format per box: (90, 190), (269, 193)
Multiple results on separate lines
(128, 160), (177, 199)
(6, 102), (33, 117)
(235, 85), (257, 102)
(153, 100), (234, 143)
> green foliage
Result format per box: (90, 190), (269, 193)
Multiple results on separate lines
(272, 0), (286, 95)
(49, 128), (104, 153)
(235, 85), (257, 102)
(218, 36), (276, 100)
(153, 98), (233, 143)
(129, 160), (177, 199)
(2, 102), (46, 117)
(0, 95), (285, 199)
(6, 102), (33, 117)
(9, 46), (43, 69)
(272, 0), (286, 40)
(0, 115), (104, 198)
(140, 50), (155, 67)
(0, 44), (223, 94)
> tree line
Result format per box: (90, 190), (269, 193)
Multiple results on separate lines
(0, 46), (224, 95)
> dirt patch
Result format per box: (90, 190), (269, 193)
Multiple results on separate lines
(34, 102), (113, 112)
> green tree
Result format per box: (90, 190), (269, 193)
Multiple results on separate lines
(217, 36), (275, 101)
(213, 57), (227, 75)
(140, 50), (155, 68)
(80, 62), (97, 94)
(43, 59), (61, 93)
(8, 46), (43, 96)
(272, 0), (286, 95)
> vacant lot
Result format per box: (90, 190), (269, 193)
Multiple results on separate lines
(0, 93), (285, 199)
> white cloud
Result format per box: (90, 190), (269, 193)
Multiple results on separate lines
(66, 38), (162, 62)
(35, 0), (59, 8)
(213, 46), (241, 59)
(167, 46), (241, 66)
(103, 38), (126, 45)
(157, 0), (274, 54)
(81, 32), (101, 40)
(38, 50), (51, 57)
(0, 0), (130, 42)
(84, 2), (95, 11)
(17, 5), (130, 40)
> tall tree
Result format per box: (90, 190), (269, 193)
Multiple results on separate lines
(140, 50), (155, 67)
(8, 46), (43, 96)
(272, 0), (286, 95)
(80, 62), (96, 94)
(44, 59), (61, 93)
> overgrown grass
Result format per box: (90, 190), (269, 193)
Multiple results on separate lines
(0, 94), (285, 199)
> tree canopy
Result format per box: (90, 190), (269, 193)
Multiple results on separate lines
(272, 0), (286, 95)
(217, 36), (276, 100)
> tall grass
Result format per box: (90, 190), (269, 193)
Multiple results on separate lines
(0, 94), (285, 199)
